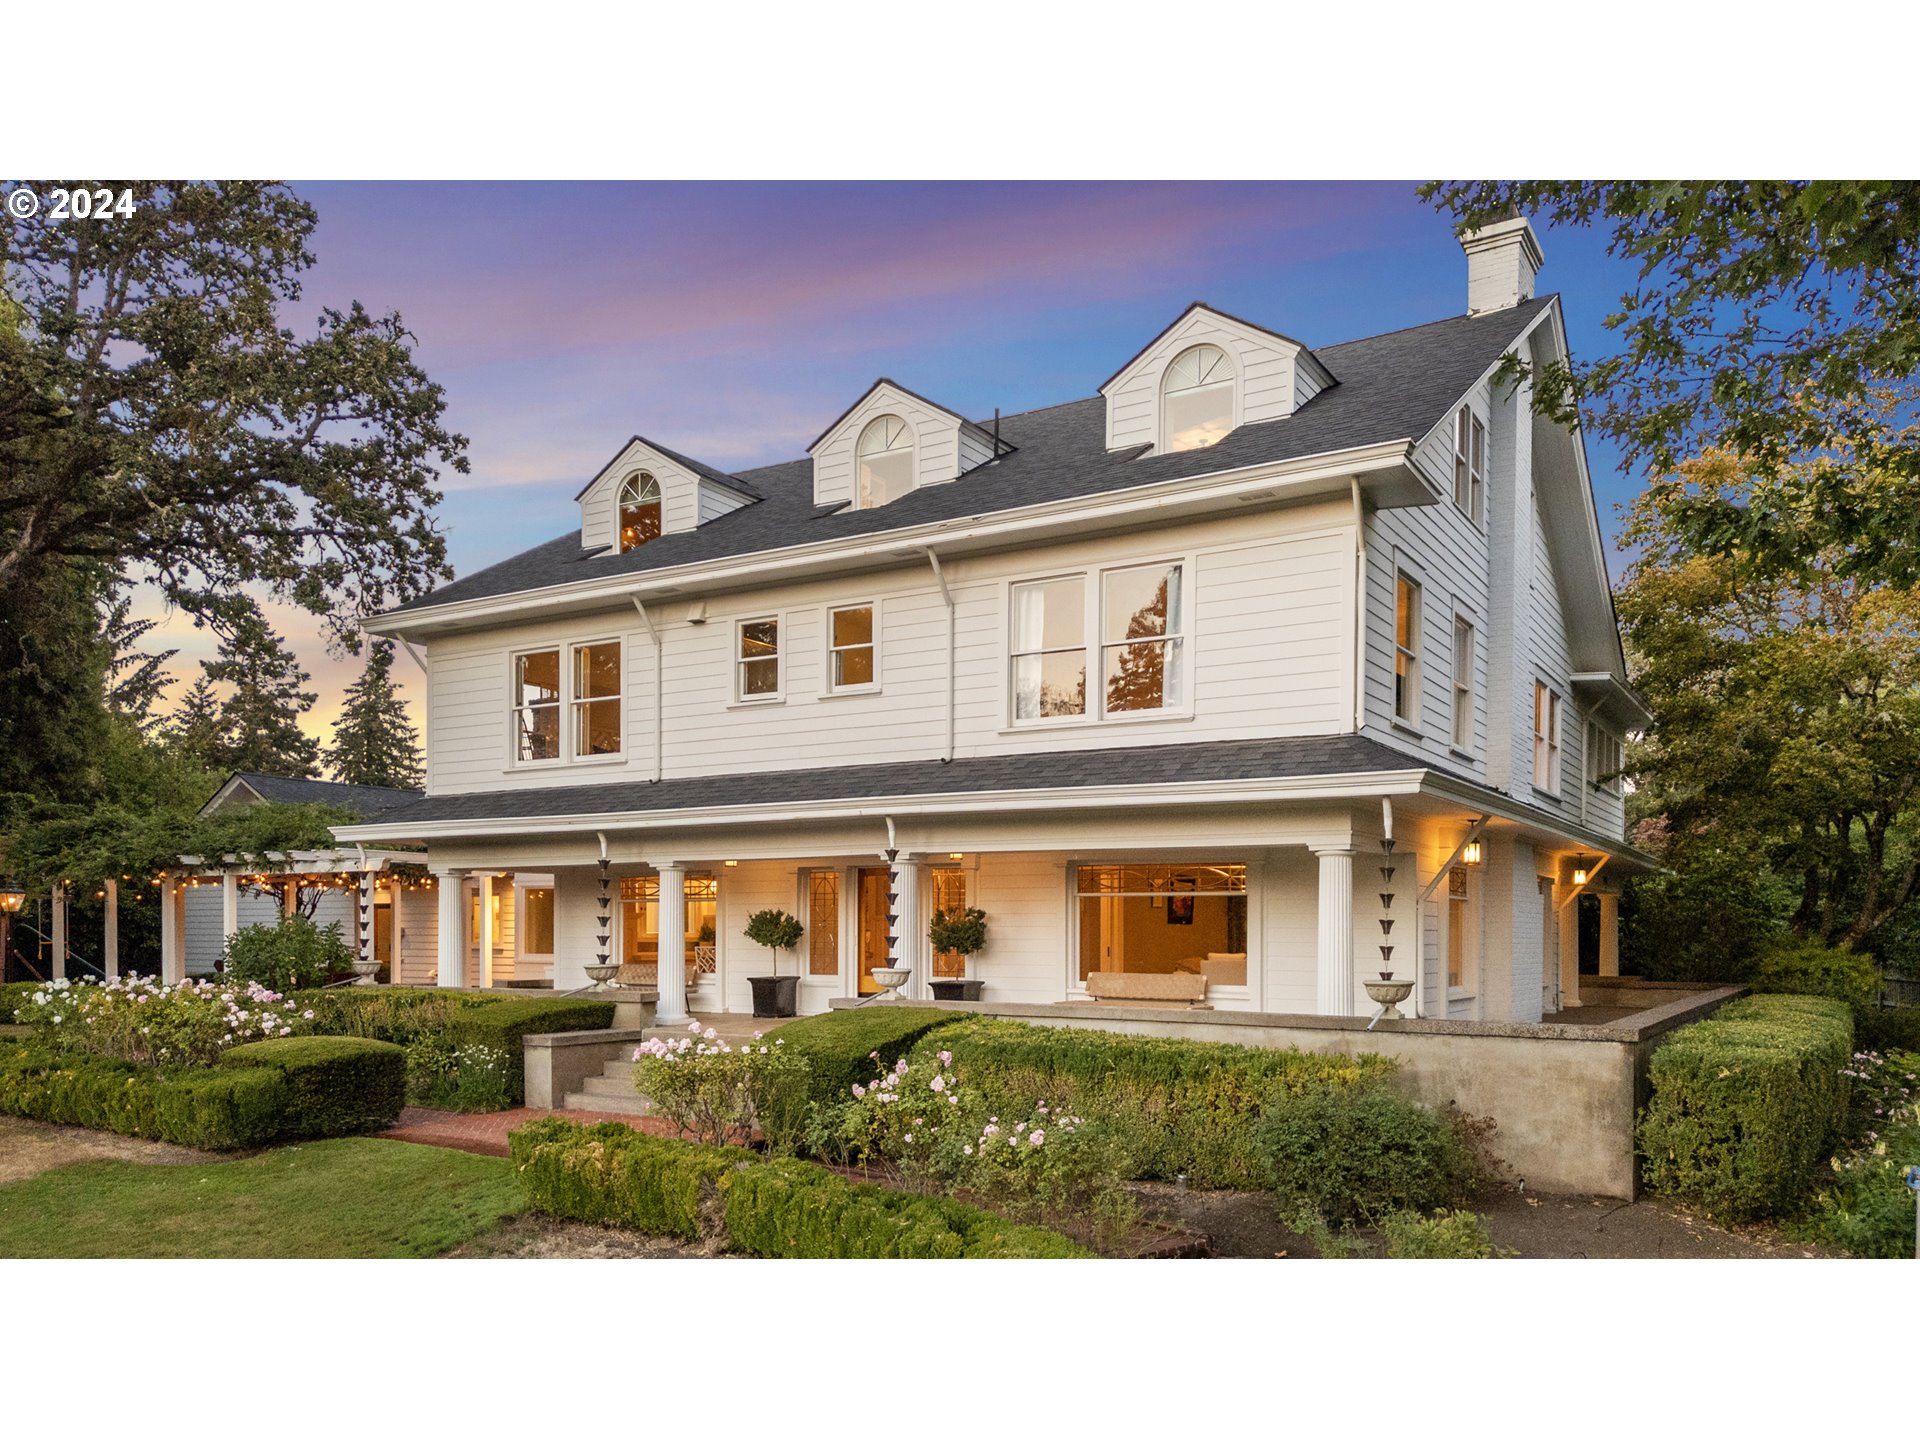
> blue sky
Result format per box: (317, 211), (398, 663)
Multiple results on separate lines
(148, 181), (1647, 742)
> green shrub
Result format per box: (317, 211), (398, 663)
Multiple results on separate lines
(1637, 993), (1854, 1222)
(296, 986), (495, 1044)
(1377, 1207), (1506, 1258)
(773, 1006), (968, 1105)
(633, 1029), (810, 1152)
(0, 1045), (286, 1149)
(1753, 940), (1880, 1014)
(222, 913), (357, 991)
(1800, 1117), (1920, 1258)
(507, 1117), (1090, 1257)
(450, 998), (614, 1105)
(0, 981), (40, 1024)
(1859, 1005), (1920, 1054)
(221, 1036), (406, 1137)
(1253, 1084), (1473, 1224)
(913, 1017), (1396, 1188)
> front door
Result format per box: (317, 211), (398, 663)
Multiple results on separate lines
(856, 867), (891, 995)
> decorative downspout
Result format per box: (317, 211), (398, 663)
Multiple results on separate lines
(1365, 801), (1414, 1025)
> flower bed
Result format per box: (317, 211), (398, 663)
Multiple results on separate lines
(508, 1116), (1088, 1258)
(23, 975), (314, 1067)
(633, 1022), (808, 1149)
(768, 1006), (968, 1105)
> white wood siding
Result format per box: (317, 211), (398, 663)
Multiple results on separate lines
(1101, 307), (1326, 453)
(576, 440), (729, 551)
(811, 383), (976, 509)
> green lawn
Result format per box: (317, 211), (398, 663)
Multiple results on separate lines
(0, 1139), (525, 1258)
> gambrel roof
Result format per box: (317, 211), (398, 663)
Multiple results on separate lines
(387, 297), (1556, 617)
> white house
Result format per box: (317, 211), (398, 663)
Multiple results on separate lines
(320, 216), (1649, 1028)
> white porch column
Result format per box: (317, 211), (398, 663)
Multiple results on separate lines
(655, 862), (690, 1026)
(476, 872), (495, 989)
(434, 869), (466, 988)
(159, 877), (184, 983)
(51, 883), (68, 981)
(220, 872), (239, 958)
(1313, 847), (1356, 1016)
(1558, 883), (1581, 1009)
(1598, 891), (1620, 977)
(282, 879), (299, 919)
(893, 854), (922, 999)
(103, 878), (119, 980)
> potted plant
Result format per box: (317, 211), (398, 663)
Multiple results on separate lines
(927, 905), (988, 1001)
(743, 908), (804, 1017)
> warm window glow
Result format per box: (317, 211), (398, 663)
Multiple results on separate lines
(1011, 577), (1086, 720)
(571, 641), (621, 756)
(1447, 866), (1471, 990)
(1076, 863), (1248, 983)
(856, 415), (914, 507)
(931, 868), (968, 978)
(521, 887), (555, 955)
(807, 870), (840, 977)
(1161, 344), (1234, 451)
(620, 873), (719, 976)
(1102, 563), (1183, 714)
(1395, 575), (1422, 726)
(1533, 682), (1562, 792)
(738, 618), (780, 698)
(513, 649), (561, 761)
(1453, 407), (1485, 523)
(1451, 615), (1475, 750)
(829, 604), (876, 689)
(618, 473), (662, 552)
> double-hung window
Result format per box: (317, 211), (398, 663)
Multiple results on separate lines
(828, 604), (876, 690)
(1011, 577), (1088, 720)
(1102, 563), (1183, 714)
(1451, 615), (1475, 751)
(737, 618), (781, 700)
(513, 650), (562, 762)
(1454, 405), (1485, 524)
(1394, 574), (1422, 727)
(1587, 722), (1623, 794)
(571, 641), (622, 757)
(1533, 681), (1562, 793)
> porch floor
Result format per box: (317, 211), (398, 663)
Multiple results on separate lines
(1541, 1003), (1644, 1026)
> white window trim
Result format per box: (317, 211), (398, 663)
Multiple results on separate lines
(1533, 679), (1564, 796)
(1587, 719), (1623, 795)
(1450, 609), (1476, 757)
(507, 646), (565, 770)
(822, 600), (881, 696)
(1005, 560), (1194, 729)
(797, 867), (844, 988)
(1446, 864), (1477, 1001)
(733, 614), (784, 704)
(1452, 405), (1486, 527)
(1157, 344), (1240, 455)
(1392, 568), (1423, 733)
(568, 636), (625, 766)
(854, 413), (916, 510)
(514, 877), (557, 963)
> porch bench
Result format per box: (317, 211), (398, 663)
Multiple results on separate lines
(1080, 972), (1211, 1008)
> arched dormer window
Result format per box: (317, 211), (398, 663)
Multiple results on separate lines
(856, 415), (914, 508)
(618, 473), (662, 552)
(1161, 344), (1234, 452)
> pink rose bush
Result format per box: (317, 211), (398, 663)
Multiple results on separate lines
(26, 975), (311, 1068)
(632, 1022), (809, 1150)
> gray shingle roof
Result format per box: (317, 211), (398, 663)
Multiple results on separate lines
(344, 734), (1427, 832)
(216, 772), (424, 821)
(393, 298), (1555, 615)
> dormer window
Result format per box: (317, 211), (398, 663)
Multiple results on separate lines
(856, 415), (914, 508)
(1161, 344), (1234, 452)
(618, 473), (662, 552)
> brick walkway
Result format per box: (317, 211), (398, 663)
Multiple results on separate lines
(377, 1105), (682, 1158)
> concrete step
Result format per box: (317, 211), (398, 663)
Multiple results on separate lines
(578, 1072), (646, 1100)
(562, 1089), (654, 1117)
(599, 1060), (639, 1082)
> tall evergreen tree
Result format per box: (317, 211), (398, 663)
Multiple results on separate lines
(163, 677), (226, 768)
(322, 640), (423, 789)
(205, 620), (319, 778)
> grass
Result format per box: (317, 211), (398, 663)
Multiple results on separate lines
(0, 1138), (526, 1258)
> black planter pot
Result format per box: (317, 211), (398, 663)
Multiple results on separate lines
(748, 974), (800, 1018)
(929, 979), (985, 1002)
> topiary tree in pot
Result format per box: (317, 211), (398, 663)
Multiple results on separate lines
(927, 906), (989, 1000)
(744, 908), (805, 1017)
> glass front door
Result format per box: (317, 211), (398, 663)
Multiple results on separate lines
(856, 867), (892, 994)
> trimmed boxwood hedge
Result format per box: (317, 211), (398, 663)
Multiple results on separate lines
(0, 1044), (287, 1149)
(508, 1116), (1088, 1258)
(910, 1017), (1397, 1188)
(770, 1006), (969, 1105)
(1637, 993), (1854, 1221)
(452, 999), (615, 1105)
(220, 1036), (407, 1138)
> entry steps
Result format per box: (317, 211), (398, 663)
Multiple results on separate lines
(560, 1013), (792, 1117)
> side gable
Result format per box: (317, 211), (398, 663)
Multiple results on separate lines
(809, 379), (1000, 510)
(577, 437), (755, 554)
(1100, 302), (1338, 453)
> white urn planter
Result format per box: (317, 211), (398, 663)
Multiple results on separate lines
(351, 958), (381, 987)
(583, 961), (621, 991)
(870, 966), (912, 999)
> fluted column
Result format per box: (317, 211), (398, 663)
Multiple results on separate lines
(1313, 847), (1356, 1016)
(434, 869), (466, 988)
(655, 863), (690, 1025)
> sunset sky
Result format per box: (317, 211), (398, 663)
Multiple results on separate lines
(138, 181), (1645, 752)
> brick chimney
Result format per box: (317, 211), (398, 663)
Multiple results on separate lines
(1461, 215), (1544, 314)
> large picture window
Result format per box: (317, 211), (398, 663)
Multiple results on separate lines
(1102, 563), (1183, 714)
(513, 649), (561, 762)
(571, 641), (622, 756)
(1011, 577), (1086, 720)
(1076, 864), (1248, 986)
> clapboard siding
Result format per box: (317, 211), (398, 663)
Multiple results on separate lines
(181, 887), (353, 973)
(423, 501), (1357, 794)
(576, 439), (742, 552)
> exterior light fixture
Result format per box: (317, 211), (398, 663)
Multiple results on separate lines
(724, 860), (739, 868)
(1461, 840), (1483, 867)
(1572, 858), (1593, 886)
(0, 880), (25, 914)
(949, 853), (964, 860)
